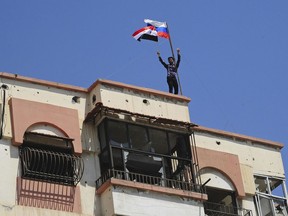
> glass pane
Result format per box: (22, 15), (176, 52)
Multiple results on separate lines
(107, 120), (129, 148)
(273, 198), (287, 214)
(112, 148), (124, 170)
(170, 134), (190, 159)
(148, 128), (168, 154)
(99, 150), (110, 174)
(168, 132), (179, 151)
(270, 178), (285, 197)
(98, 122), (107, 151)
(259, 196), (274, 216)
(255, 176), (269, 193)
(128, 124), (149, 151)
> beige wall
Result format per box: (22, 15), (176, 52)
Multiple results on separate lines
(195, 130), (285, 213)
(0, 140), (18, 206)
(194, 132), (285, 178)
(89, 81), (191, 122)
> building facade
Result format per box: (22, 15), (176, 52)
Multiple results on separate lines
(0, 72), (286, 216)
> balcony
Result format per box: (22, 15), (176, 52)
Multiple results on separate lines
(95, 117), (205, 200)
(204, 202), (252, 216)
(96, 146), (203, 194)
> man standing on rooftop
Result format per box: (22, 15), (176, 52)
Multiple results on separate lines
(157, 48), (181, 95)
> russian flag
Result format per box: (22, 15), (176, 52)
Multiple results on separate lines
(144, 19), (170, 39)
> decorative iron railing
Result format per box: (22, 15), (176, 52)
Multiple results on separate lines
(20, 147), (84, 186)
(204, 202), (253, 216)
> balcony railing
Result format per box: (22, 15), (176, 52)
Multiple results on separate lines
(204, 202), (253, 216)
(96, 169), (202, 193)
(96, 144), (204, 194)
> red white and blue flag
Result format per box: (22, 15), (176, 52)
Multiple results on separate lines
(144, 19), (170, 39)
(132, 19), (170, 42)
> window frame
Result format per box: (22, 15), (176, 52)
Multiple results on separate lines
(254, 174), (288, 216)
(98, 118), (191, 156)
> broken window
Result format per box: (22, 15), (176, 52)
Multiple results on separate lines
(255, 176), (269, 193)
(107, 120), (129, 148)
(254, 175), (288, 216)
(128, 124), (149, 151)
(97, 119), (192, 186)
(19, 132), (84, 186)
(149, 128), (168, 154)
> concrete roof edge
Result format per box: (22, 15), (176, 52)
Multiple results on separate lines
(0, 72), (88, 93)
(88, 79), (191, 103)
(0, 73), (191, 103)
(194, 125), (284, 149)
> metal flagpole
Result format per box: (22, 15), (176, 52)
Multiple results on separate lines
(166, 22), (183, 95)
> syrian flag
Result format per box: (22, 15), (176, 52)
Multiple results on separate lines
(132, 19), (170, 42)
(132, 26), (158, 42)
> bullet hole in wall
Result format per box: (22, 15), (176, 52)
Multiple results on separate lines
(92, 95), (96, 104)
(143, 99), (150, 105)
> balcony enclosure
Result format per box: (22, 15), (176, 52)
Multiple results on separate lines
(96, 118), (201, 192)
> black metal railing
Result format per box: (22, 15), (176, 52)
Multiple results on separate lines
(204, 202), (253, 216)
(96, 169), (202, 193)
(96, 144), (204, 193)
(20, 147), (84, 186)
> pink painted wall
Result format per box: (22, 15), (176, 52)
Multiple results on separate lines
(9, 98), (82, 154)
(196, 147), (245, 198)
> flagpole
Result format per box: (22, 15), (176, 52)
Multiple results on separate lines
(166, 22), (183, 96)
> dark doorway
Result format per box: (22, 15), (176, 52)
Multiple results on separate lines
(204, 187), (237, 215)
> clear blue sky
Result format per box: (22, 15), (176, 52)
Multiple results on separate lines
(1, 1), (287, 186)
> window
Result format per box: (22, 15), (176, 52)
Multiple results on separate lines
(149, 128), (168, 154)
(97, 119), (192, 185)
(108, 120), (129, 148)
(204, 187), (237, 215)
(254, 175), (288, 216)
(128, 124), (149, 150)
(98, 119), (190, 156)
(19, 132), (84, 186)
(203, 186), (253, 215)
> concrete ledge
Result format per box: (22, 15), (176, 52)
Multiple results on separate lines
(96, 178), (208, 201)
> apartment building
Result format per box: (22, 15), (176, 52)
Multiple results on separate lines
(0, 72), (286, 216)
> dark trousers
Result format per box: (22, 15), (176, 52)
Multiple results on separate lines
(167, 76), (178, 94)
